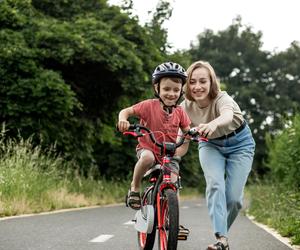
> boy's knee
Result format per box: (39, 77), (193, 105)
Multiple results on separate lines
(140, 152), (155, 166)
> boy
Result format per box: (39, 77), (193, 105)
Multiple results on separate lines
(118, 62), (191, 240)
(118, 61), (191, 239)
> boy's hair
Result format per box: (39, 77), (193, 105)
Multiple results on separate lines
(157, 76), (184, 84)
(184, 60), (220, 101)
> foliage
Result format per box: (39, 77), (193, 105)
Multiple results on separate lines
(0, 132), (68, 215)
(145, 0), (173, 53)
(180, 143), (205, 192)
(247, 114), (300, 245)
(247, 183), (300, 245)
(265, 114), (300, 190)
(0, 0), (164, 176)
(0, 133), (129, 216)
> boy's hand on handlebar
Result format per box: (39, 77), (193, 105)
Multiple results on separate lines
(118, 120), (130, 132)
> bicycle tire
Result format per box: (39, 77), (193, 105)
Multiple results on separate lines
(137, 188), (157, 250)
(158, 188), (179, 250)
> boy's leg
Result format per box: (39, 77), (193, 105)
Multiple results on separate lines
(131, 149), (155, 192)
(127, 149), (155, 210)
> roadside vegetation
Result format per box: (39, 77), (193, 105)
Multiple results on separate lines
(0, 133), (129, 217)
(0, 132), (200, 217)
(247, 114), (300, 246)
(247, 184), (300, 245)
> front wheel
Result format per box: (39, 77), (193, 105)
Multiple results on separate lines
(158, 188), (179, 250)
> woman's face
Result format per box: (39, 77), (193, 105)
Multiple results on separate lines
(189, 67), (211, 106)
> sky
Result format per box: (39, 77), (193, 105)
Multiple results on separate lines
(108, 0), (300, 53)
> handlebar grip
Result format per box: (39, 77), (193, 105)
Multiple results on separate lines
(129, 124), (137, 130)
(116, 123), (137, 132)
(188, 127), (199, 136)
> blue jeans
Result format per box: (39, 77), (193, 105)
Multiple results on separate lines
(198, 124), (255, 237)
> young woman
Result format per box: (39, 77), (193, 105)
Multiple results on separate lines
(178, 60), (255, 250)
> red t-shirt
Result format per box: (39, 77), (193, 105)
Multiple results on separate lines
(132, 99), (191, 159)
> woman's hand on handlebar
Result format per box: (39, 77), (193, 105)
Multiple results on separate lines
(189, 122), (217, 138)
(118, 120), (130, 132)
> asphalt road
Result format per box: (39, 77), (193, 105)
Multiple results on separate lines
(0, 198), (292, 250)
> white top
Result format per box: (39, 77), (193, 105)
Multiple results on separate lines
(180, 91), (244, 139)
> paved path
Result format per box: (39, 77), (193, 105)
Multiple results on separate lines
(0, 198), (293, 249)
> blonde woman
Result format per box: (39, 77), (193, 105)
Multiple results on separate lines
(178, 61), (255, 250)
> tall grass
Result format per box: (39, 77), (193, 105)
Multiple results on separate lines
(247, 183), (300, 245)
(0, 134), (129, 217)
(247, 114), (300, 246)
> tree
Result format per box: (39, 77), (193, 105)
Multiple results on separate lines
(145, 0), (173, 53)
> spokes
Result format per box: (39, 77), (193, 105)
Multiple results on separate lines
(160, 199), (169, 249)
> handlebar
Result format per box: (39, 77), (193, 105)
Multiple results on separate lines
(123, 124), (205, 152)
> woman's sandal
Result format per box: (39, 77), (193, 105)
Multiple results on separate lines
(207, 237), (229, 250)
(126, 190), (141, 210)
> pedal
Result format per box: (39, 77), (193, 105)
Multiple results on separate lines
(177, 235), (188, 240)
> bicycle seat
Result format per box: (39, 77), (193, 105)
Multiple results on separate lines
(144, 164), (161, 178)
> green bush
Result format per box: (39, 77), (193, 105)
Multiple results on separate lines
(265, 114), (300, 190)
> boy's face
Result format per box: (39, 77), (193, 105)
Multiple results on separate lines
(155, 78), (182, 107)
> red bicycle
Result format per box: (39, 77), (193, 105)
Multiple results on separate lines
(122, 124), (200, 250)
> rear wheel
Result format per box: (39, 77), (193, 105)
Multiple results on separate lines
(158, 189), (179, 250)
(137, 188), (157, 250)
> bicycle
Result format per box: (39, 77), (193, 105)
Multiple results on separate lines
(122, 124), (201, 250)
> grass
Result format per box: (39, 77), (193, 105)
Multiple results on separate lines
(0, 134), (200, 218)
(247, 183), (300, 246)
(0, 135), (129, 217)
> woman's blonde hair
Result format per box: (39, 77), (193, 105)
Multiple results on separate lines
(184, 60), (220, 101)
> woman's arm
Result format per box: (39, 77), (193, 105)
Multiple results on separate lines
(198, 109), (233, 137)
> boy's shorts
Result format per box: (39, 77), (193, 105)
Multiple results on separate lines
(136, 148), (180, 179)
